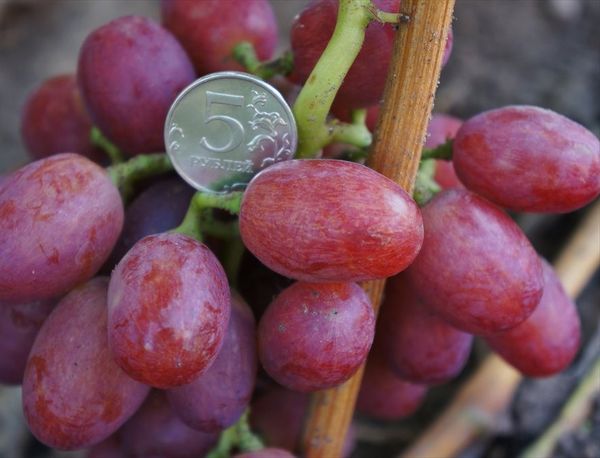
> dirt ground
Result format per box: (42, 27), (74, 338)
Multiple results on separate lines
(0, 1), (598, 457)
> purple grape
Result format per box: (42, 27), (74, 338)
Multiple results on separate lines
(406, 189), (544, 335)
(258, 282), (375, 392)
(453, 105), (600, 213)
(120, 391), (218, 458)
(0, 153), (124, 304)
(379, 273), (473, 384)
(22, 278), (150, 450)
(78, 16), (195, 155)
(20, 74), (103, 162)
(167, 292), (257, 432)
(161, 0), (278, 74)
(107, 233), (230, 388)
(485, 259), (581, 377)
(0, 298), (55, 385)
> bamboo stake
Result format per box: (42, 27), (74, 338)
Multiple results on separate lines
(401, 199), (600, 458)
(301, 1), (456, 456)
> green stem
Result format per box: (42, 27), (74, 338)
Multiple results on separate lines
(90, 127), (125, 164)
(293, 0), (374, 158)
(233, 41), (294, 79)
(206, 410), (264, 458)
(421, 139), (454, 161)
(107, 153), (173, 202)
(369, 7), (410, 24)
(413, 159), (441, 206)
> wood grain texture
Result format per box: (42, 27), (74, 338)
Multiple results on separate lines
(300, 1), (456, 456)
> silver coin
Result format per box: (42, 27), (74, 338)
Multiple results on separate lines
(164, 71), (297, 193)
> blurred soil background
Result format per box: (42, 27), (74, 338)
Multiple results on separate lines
(0, 1), (598, 457)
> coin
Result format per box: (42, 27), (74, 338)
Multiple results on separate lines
(164, 71), (297, 193)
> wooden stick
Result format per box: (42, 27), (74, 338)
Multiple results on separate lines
(401, 199), (600, 458)
(301, 1), (456, 456)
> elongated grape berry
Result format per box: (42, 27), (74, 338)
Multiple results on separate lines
(0, 153), (123, 304)
(453, 105), (600, 213)
(107, 233), (230, 389)
(485, 259), (581, 377)
(78, 16), (195, 156)
(161, 0), (278, 75)
(379, 273), (473, 384)
(258, 282), (375, 392)
(406, 189), (544, 335)
(240, 159), (423, 283)
(167, 292), (257, 432)
(22, 278), (150, 450)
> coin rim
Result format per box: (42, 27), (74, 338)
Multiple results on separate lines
(164, 71), (298, 194)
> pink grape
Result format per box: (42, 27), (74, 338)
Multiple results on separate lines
(425, 113), (464, 189)
(453, 105), (600, 213)
(357, 348), (427, 420)
(485, 259), (581, 377)
(120, 391), (218, 458)
(22, 278), (150, 450)
(167, 292), (257, 432)
(0, 298), (55, 385)
(78, 15), (195, 156)
(258, 282), (375, 392)
(107, 233), (230, 388)
(161, 0), (278, 74)
(406, 189), (544, 335)
(0, 153), (123, 304)
(20, 74), (103, 162)
(240, 159), (423, 283)
(379, 273), (473, 384)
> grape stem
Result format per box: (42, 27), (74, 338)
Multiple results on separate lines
(293, 0), (382, 158)
(172, 191), (243, 241)
(421, 139), (454, 160)
(233, 41), (294, 79)
(413, 159), (441, 206)
(90, 127), (125, 164)
(107, 153), (173, 202)
(206, 410), (264, 458)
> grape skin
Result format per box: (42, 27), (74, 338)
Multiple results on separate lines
(167, 292), (257, 433)
(120, 391), (218, 458)
(107, 233), (230, 389)
(356, 348), (427, 420)
(485, 259), (581, 377)
(240, 159), (423, 283)
(0, 298), (55, 385)
(379, 273), (473, 385)
(453, 105), (600, 213)
(0, 153), (124, 304)
(78, 16), (195, 156)
(258, 282), (375, 392)
(22, 278), (150, 450)
(406, 189), (544, 335)
(20, 74), (103, 163)
(161, 0), (278, 75)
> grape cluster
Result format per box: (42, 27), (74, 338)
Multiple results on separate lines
(1, 0), (599, 456)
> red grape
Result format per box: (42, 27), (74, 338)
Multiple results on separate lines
(22, 278), (150, 450)
(167, 292), (257, 432)
(161, 0), (278, 75)
(290, 0), (399, 110)
(425, 113), (464, 189)
(356, 348), (427, 420)
(406, 189), (543, 335)
(120, 391), (218, 458)
(0, 298), (55, 385)
(258, 282), (375, 392)
(453, 105), (600, 213)
(78, 16), (195, 156)
(86, 434), (126, 458)
(485, 259), (581, 377)
(240, 159), (423, 283)
(378, 273), (473, 384)
(234, 449), (296, 458)
(0, 153), (123, 304)
(20, 74), (102, 162)
(107, 233), (230, 388)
